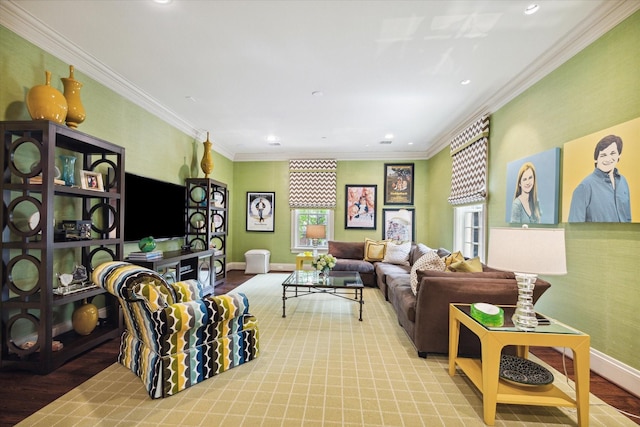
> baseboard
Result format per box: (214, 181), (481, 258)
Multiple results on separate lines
(553, 346), (640, 398)
(227, 262), (294, 273)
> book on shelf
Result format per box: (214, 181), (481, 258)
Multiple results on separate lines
(127, 250), (163, 260)
(29, 175), (66, 185)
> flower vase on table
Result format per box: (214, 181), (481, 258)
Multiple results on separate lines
(312, 253), (337, 284)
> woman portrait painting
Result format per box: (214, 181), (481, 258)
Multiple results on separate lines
(505, 148), (560, 225)
(510, 162), (541, 224)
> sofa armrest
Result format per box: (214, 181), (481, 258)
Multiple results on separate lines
(413, 276), (550, 355)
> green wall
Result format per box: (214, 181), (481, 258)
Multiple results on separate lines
(0, 24), (235, 257)
(231, 160), (428, 264)
(426, 11), (640, 370)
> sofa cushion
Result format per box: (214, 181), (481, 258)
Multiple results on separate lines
(383, 241), (411, 266)
(410, 251), (446, 295)
(416, 269), (516, 281)
(364, 238), (388, 261)
(409, 243), (432, 265)
(448, 256), (483, 272)
(442, 251), (465, 268)
(335, 258), (375, 274)
(390, 281), (416, 322)
(328, 241), (364, 260)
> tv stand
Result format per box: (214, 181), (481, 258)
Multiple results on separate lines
(126, 249), (217, 294)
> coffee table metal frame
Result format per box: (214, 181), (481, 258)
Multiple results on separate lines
(282, 270), (364, 321)
(449, 303), (590, 426)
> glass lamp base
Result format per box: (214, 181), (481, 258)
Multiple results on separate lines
(512, 273), (538, 331)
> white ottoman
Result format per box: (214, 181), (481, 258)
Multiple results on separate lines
(244, 249), (271, 274)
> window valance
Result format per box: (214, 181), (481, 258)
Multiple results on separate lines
(448, 116), (489, 206)
(289, 159), (337, 208)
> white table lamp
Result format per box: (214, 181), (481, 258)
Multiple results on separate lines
(306, 224), (326, 257)
(487, 225), (566, 331)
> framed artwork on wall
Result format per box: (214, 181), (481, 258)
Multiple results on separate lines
(505, 148), (560, 225)
(246, 192), (275, 232)
(384, 163), (414, 205)
(562, 116), (640, 223)
(345, 185), (376, 229)
(382, 208), (414, 242)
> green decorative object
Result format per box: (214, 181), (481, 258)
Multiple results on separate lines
(138, 236), (156, 252)
(470, 303), (504, 327)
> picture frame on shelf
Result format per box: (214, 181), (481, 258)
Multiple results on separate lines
(80, 170), (104, 191)
(384, 163), (414, 205)
(345, 184), (377, 229)
(246, 191), (275, 232)
(382, 208), (415, 242)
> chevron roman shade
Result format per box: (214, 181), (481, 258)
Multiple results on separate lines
(289, 159), (337, 208)
(448, 116), (489, 206)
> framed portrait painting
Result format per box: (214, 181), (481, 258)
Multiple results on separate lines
(345, 185), (376, 229)
(384, 163), (414, 205)
(246, 192), (275, 232)
(382, 208), (414, 242)
(505, 148), (560, 225)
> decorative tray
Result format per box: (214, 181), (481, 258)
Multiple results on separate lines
(499, 354), (554, 386)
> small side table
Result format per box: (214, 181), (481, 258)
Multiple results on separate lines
(449, 304), (590, 426)
(295, 253), (315, 270)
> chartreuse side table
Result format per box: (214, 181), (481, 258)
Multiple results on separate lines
(449, 304), (590, 426)
(295, 252), (315, 270)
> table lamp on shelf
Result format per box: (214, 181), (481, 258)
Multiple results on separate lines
(306, 224), (326, 257)
(487, 225), (566, 331)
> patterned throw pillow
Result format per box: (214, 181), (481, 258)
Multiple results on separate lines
(443, 251), (465, 269)
(410, 251), (446, 295)
(133, 277), (174, 311)
(364, 238), (388, 262)
(383, 241), (412, 266)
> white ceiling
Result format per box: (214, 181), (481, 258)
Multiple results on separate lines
(2, 0), (638, 161)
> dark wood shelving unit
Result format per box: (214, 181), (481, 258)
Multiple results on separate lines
(0, 120), (125, 374)
(185, 178), (228, 287)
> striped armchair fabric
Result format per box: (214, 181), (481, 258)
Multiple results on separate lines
(93, 261), (259, 398)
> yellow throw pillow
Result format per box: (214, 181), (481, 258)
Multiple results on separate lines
(443, 251), (465, 268)
(448, 256), (483, 272)
(364, 238), (388, 262)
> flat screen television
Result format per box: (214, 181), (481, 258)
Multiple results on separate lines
(124, 172), (186, 242)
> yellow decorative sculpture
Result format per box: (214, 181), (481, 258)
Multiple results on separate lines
(200, 131), (214, 178)
(26, 70), (68, 124)
(61, 65), (86, 128)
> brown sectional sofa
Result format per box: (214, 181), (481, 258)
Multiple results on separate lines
(327, 240), (551, 358)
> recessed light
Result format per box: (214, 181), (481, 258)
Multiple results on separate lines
(384, 133), (394, 140)
(312, 91), (324, 97)
(524, 4), (539, 15)
(153, 0), (172, 4)
(266, 135), (278, 142)
(408, 142), (414, 145)
(460, 79), (471, 85)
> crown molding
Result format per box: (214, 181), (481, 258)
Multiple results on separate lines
(233, 150), (429, 162)
(3, 0), (639, 162)
(0, 1), (242, 159)
(424, 0), (640, 159)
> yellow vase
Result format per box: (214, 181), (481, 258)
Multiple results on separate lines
(26, 70), (68, 124)
(61, 65), (86, 128)
(72, 299), (98, 336)
(200, 131), (214, 178)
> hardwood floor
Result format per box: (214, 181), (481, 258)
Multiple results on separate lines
(1, 270), (638, 426)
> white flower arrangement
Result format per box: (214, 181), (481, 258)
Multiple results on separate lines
(312, 253), (337, 271)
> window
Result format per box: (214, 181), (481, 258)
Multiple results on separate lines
(291, 209), (334, 252)
(453, 204), (485, 262)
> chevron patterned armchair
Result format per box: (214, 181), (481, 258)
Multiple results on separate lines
(93, 261), (259, 398)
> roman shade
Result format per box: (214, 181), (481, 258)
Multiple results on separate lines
(289, 159), (337, 208)
(448, 116), (489, 205)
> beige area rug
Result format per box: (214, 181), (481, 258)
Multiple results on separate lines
(20, 274), (634, 426)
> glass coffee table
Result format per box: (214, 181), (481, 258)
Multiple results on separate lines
(282, 270), (364, 321)
(449, 303), (590, 426)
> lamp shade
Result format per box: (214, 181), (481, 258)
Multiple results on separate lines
(306, 224), (326, 240)
(488, 227), (567, 275)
